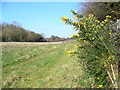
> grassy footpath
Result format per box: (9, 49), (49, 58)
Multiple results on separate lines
(2, 41), (94, 88)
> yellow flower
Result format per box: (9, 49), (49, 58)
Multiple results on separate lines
(66, 50), (75, 55)
(97, 85), (103, 88)
(71, 34), (77, 38)
(88, 16), (92, 19)
(61, 17), (69, 20)
(62, 20), (67, 23)
(91, 37), (95, 40)
(97, 77), (100, 80)
(102, 21), (104, 23)
(100, 23), (103, 26)
(76, 45), (80, 48)
(104, 64), (107, 67)
(71, 10), (77, 14)
(89, 14), (93, 17)
(85, 33), (89, 36)
(83, 23), (86, 25)
(95, 20), (100, 23)
(81, 22), (86, 25)
(106, 15), (112, 18)
(109, 32), (112, 35)
(66, 51), (70, 55)
(108, 56), (112, 60)
(83, 40), (86, 42)
(104, 19), (108, 22)
(74, 16), (78, 19)
(66, 51), (71, 55)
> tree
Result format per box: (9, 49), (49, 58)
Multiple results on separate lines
(1, 22), (47, 42)
(80, 2), (120, 21)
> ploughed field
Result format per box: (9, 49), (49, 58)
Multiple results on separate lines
(2, 41), (92, 88)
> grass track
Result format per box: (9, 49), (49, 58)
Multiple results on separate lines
(2, 41), (94, 88)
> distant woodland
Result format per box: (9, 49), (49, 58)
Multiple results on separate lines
(46, 35), (66, 42)
(0, 23), (66, 42)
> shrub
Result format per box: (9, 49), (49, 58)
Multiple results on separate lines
(61, 10), (119, 88)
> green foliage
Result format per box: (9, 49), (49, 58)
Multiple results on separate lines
(0, 23), (46, 42)
(61, 11), (119, 88)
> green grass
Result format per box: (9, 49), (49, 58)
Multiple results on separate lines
(2, 41), (95, 88)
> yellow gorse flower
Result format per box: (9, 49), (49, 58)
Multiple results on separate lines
(108, 56), (113, 60)
(106, 15), (112, 18)
(104, 62), (107, 67)
(83, 40), (86, 42)
(102, 21), (105, 23)
(62, 20), (67, 23)
(89, 14), (93, 17)
(97, 85), (103, 88)
(92, 24), (95, 27)
(88, 16), (92, 19)
(100, 23), (103, 26)
(91, 37), (95, 40)
(80, 22), (86, 25)
(66, 50), (75, 55)
(109, 32), (112, 35)
(104, 19), (108, 22)
(71, 34), (77, 38)
(76, 45), (80, 48)
(61, 17), (69, 20)
(95, 20), (100, 23)
(85, 33), (89, 36)
(83, 23), (86, 25)
(74, 16), (78, 19)
(97, 77), (100, 80)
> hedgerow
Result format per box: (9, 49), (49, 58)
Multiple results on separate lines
(61, 10), (119, 88)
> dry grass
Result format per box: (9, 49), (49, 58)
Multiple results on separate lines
(0, 42), (63, 47)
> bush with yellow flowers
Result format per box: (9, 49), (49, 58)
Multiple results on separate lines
(61, 10), (118, 88)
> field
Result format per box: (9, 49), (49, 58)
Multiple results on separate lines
(2, 41), (95, 88)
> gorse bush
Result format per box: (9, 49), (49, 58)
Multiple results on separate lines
(61, 10), (118, 88)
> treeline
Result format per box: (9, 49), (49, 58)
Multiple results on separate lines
(0, 23), (47, 42)
(0, 23), (67, 42)
(46, 35), (66, 42)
